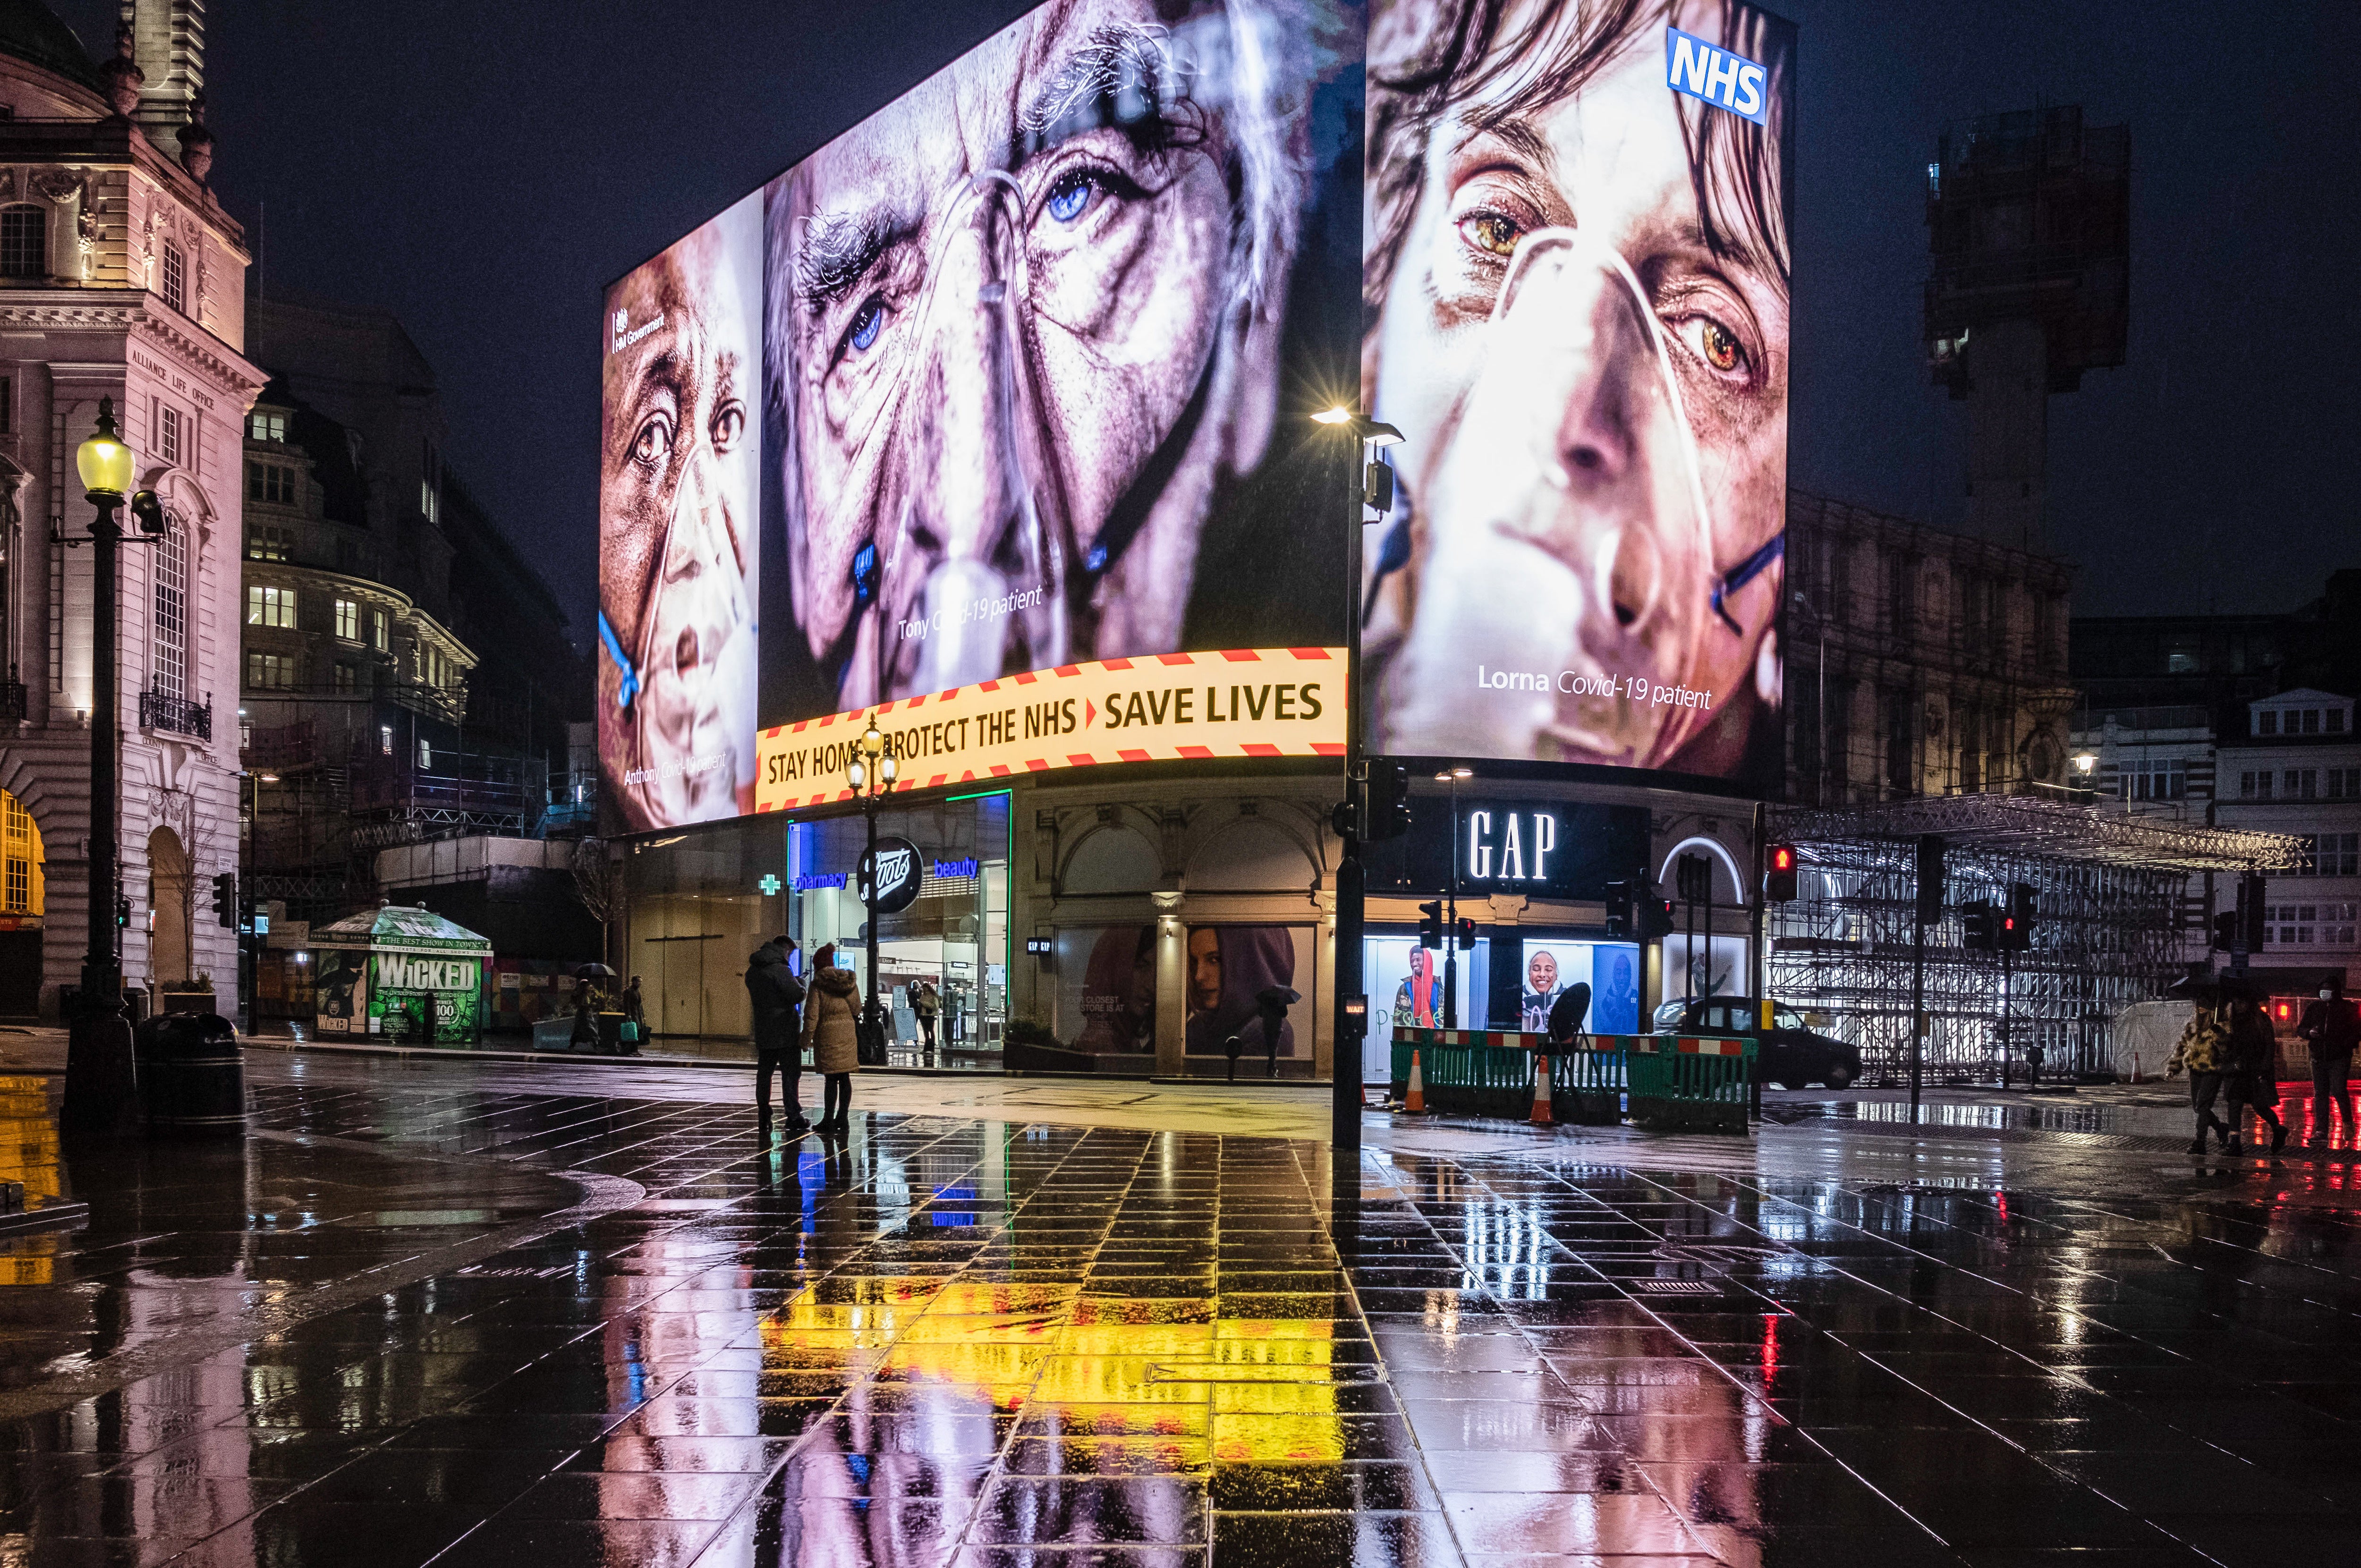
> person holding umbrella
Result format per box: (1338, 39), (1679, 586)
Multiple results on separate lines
(2224, 987), (2287, 1157)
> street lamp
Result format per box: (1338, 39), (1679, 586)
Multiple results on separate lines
(847, 713), (897, 1062)
(1316, 405), (1404, 1153)
(59, 398), (165, 1136)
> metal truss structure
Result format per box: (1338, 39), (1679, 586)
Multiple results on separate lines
(1767, 795), (2302, 1082)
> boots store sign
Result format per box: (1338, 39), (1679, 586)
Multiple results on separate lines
(858, 837), (925, 915)
(1364, 798), (1648, 902)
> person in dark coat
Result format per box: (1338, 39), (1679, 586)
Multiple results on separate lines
(2225, 992), (2286, 1157)
(2297, 980), (2359, 1147)
(746, 938), (808, 1133)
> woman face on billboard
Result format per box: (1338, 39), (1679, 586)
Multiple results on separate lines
(599, 207), (762, 829)
(769, 0), (1308, 706)
(1364, 0), (1789, 777)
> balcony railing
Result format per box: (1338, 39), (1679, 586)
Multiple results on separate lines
(139, 690), (212, 741)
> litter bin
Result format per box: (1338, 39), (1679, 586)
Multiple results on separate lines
(134, 1012), (247, 1136)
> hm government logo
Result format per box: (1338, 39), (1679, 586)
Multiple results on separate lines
(610, 306), (664, 355)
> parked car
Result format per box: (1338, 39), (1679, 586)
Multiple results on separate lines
(1651, 995), (1862, 1090)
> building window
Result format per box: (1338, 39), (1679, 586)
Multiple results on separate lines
(2257, 711), (2277, 736)
(153, 402), (182, 468)
(1, 788), (42, 916)
(248, 409), (286, 442)
(2322, 832), (2361, 877)
(0, 374), (11, 434)
(2119, 760), (2187, 802)
(244, 652), (296, 690)
(371, 610), (389, 652)
(417, 738), (433, 770)
(247, 462), (295, 505)
(2332, 708), (2350, 735)
(2328, 768), (2361, 800)
(245, 585), (296, 629)
(0, 205), (44, 278)
(161, 241), (187, 314)
(150, 517), (187, 703)
(2266, 906), (2316, 947)
(2283, 769), (2319, 800)
(333, 598), (358, 642)
(379, 724), (394, 756)
(245, 524), (291, 562)
(332, 662), (357, 694)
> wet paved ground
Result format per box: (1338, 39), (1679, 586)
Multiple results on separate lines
(0, 1050), (2354, 1565)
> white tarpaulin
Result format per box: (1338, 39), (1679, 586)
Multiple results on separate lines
(2112, 1000), (2192, 1081)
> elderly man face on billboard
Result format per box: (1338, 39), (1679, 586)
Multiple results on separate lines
(767, 0), (1328, 709)
(598, 198), (762, 830)
(1364, 0), (1792, 779)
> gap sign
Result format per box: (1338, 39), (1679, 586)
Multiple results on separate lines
(1666, 28), (1768, 127)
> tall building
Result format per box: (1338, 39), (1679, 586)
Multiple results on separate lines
(1925, 106), (2130, 552)
(234, 297), (591, 1018)
(1785, 491), (2078, 806)
(0, 1), (260, 1020)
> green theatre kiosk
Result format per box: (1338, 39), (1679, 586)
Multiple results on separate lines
(311, 902), (493, 1045)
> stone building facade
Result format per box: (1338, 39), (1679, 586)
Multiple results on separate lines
(0, 1), (261, 1018)
(1785, 491), (2078, 805)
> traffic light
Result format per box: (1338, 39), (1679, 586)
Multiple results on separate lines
(1364, 761), (1411, 841)
(115, 896), (131, 930)
(1962, 899), (1997, 952)
(1417, 900), (1444, 950)
(1638, 895), (1676, 940)
(211, 872), (238, 929)
(1765, 844), (1798, 902)
(2238, 872), (2267, 953)
(1913, 834), (1945, 925)
(1604, 880), (1632, 937)
(1456, 916), (1478, 951)
(2002, 883), (2035, 952)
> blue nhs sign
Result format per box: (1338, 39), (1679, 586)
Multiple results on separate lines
(1665, 28), (1768, 127)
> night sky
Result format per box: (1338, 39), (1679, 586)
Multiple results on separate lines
(51, 0), (2361, 639)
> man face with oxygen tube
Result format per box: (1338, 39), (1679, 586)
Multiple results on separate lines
(1363, 0), (1792, 778)
(766, 0), (1318, 710)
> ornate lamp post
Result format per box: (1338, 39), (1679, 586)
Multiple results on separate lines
(59, 398), (165, 1136)
(847, 713), (897, 1060)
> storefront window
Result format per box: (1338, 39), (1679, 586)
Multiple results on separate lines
(787, 791), (1011, 1068)
(622, 815), (788, 1056)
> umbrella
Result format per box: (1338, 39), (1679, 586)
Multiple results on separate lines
(574, 963), (618, 981)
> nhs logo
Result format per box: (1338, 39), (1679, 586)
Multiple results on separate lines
(1666, 28), (1768, 127)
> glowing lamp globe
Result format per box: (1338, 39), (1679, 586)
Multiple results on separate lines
(77, 398), (135, 501)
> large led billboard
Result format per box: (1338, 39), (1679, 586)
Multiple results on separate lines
(1360, 0), (1792, 786)
(597, 0), (1793, 830)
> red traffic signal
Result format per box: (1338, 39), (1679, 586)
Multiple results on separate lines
(1765, 844), (1798, 902)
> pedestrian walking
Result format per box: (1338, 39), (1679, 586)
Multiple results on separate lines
(623, 976), (646, 1028)
(2225, 992), (2288, 1157)
(914, 981), (940, 1054)
(746, 938), (808, 1134)
(2297, 979), (2359, 1147)
(802, 942), (863, 1136)
(2167, 998), (2234, 1155)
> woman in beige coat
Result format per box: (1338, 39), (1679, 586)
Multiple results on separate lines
(801, 943), (863, 1134)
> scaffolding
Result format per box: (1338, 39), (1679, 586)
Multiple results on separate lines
(1767, 795), (2302, 1082)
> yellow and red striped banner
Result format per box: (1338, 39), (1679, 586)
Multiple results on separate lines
(754, 647), (1346, 813)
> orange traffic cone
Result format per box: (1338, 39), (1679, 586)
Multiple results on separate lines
(1529, 1054), (1554, 1126)
(1405, 1049), (1425, 1114)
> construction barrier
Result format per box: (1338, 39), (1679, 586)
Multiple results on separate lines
(1389, 1028), (1623, 1125)
(1624, 1034), (1757, 1134)
(1389, 1028), (1755, 1134)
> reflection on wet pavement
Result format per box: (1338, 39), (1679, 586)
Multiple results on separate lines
(0, 1054), (2349, 1564)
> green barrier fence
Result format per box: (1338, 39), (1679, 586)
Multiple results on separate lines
(1390, 1028), (1753, 1134)
(1624, 1034), (1756, 1134)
